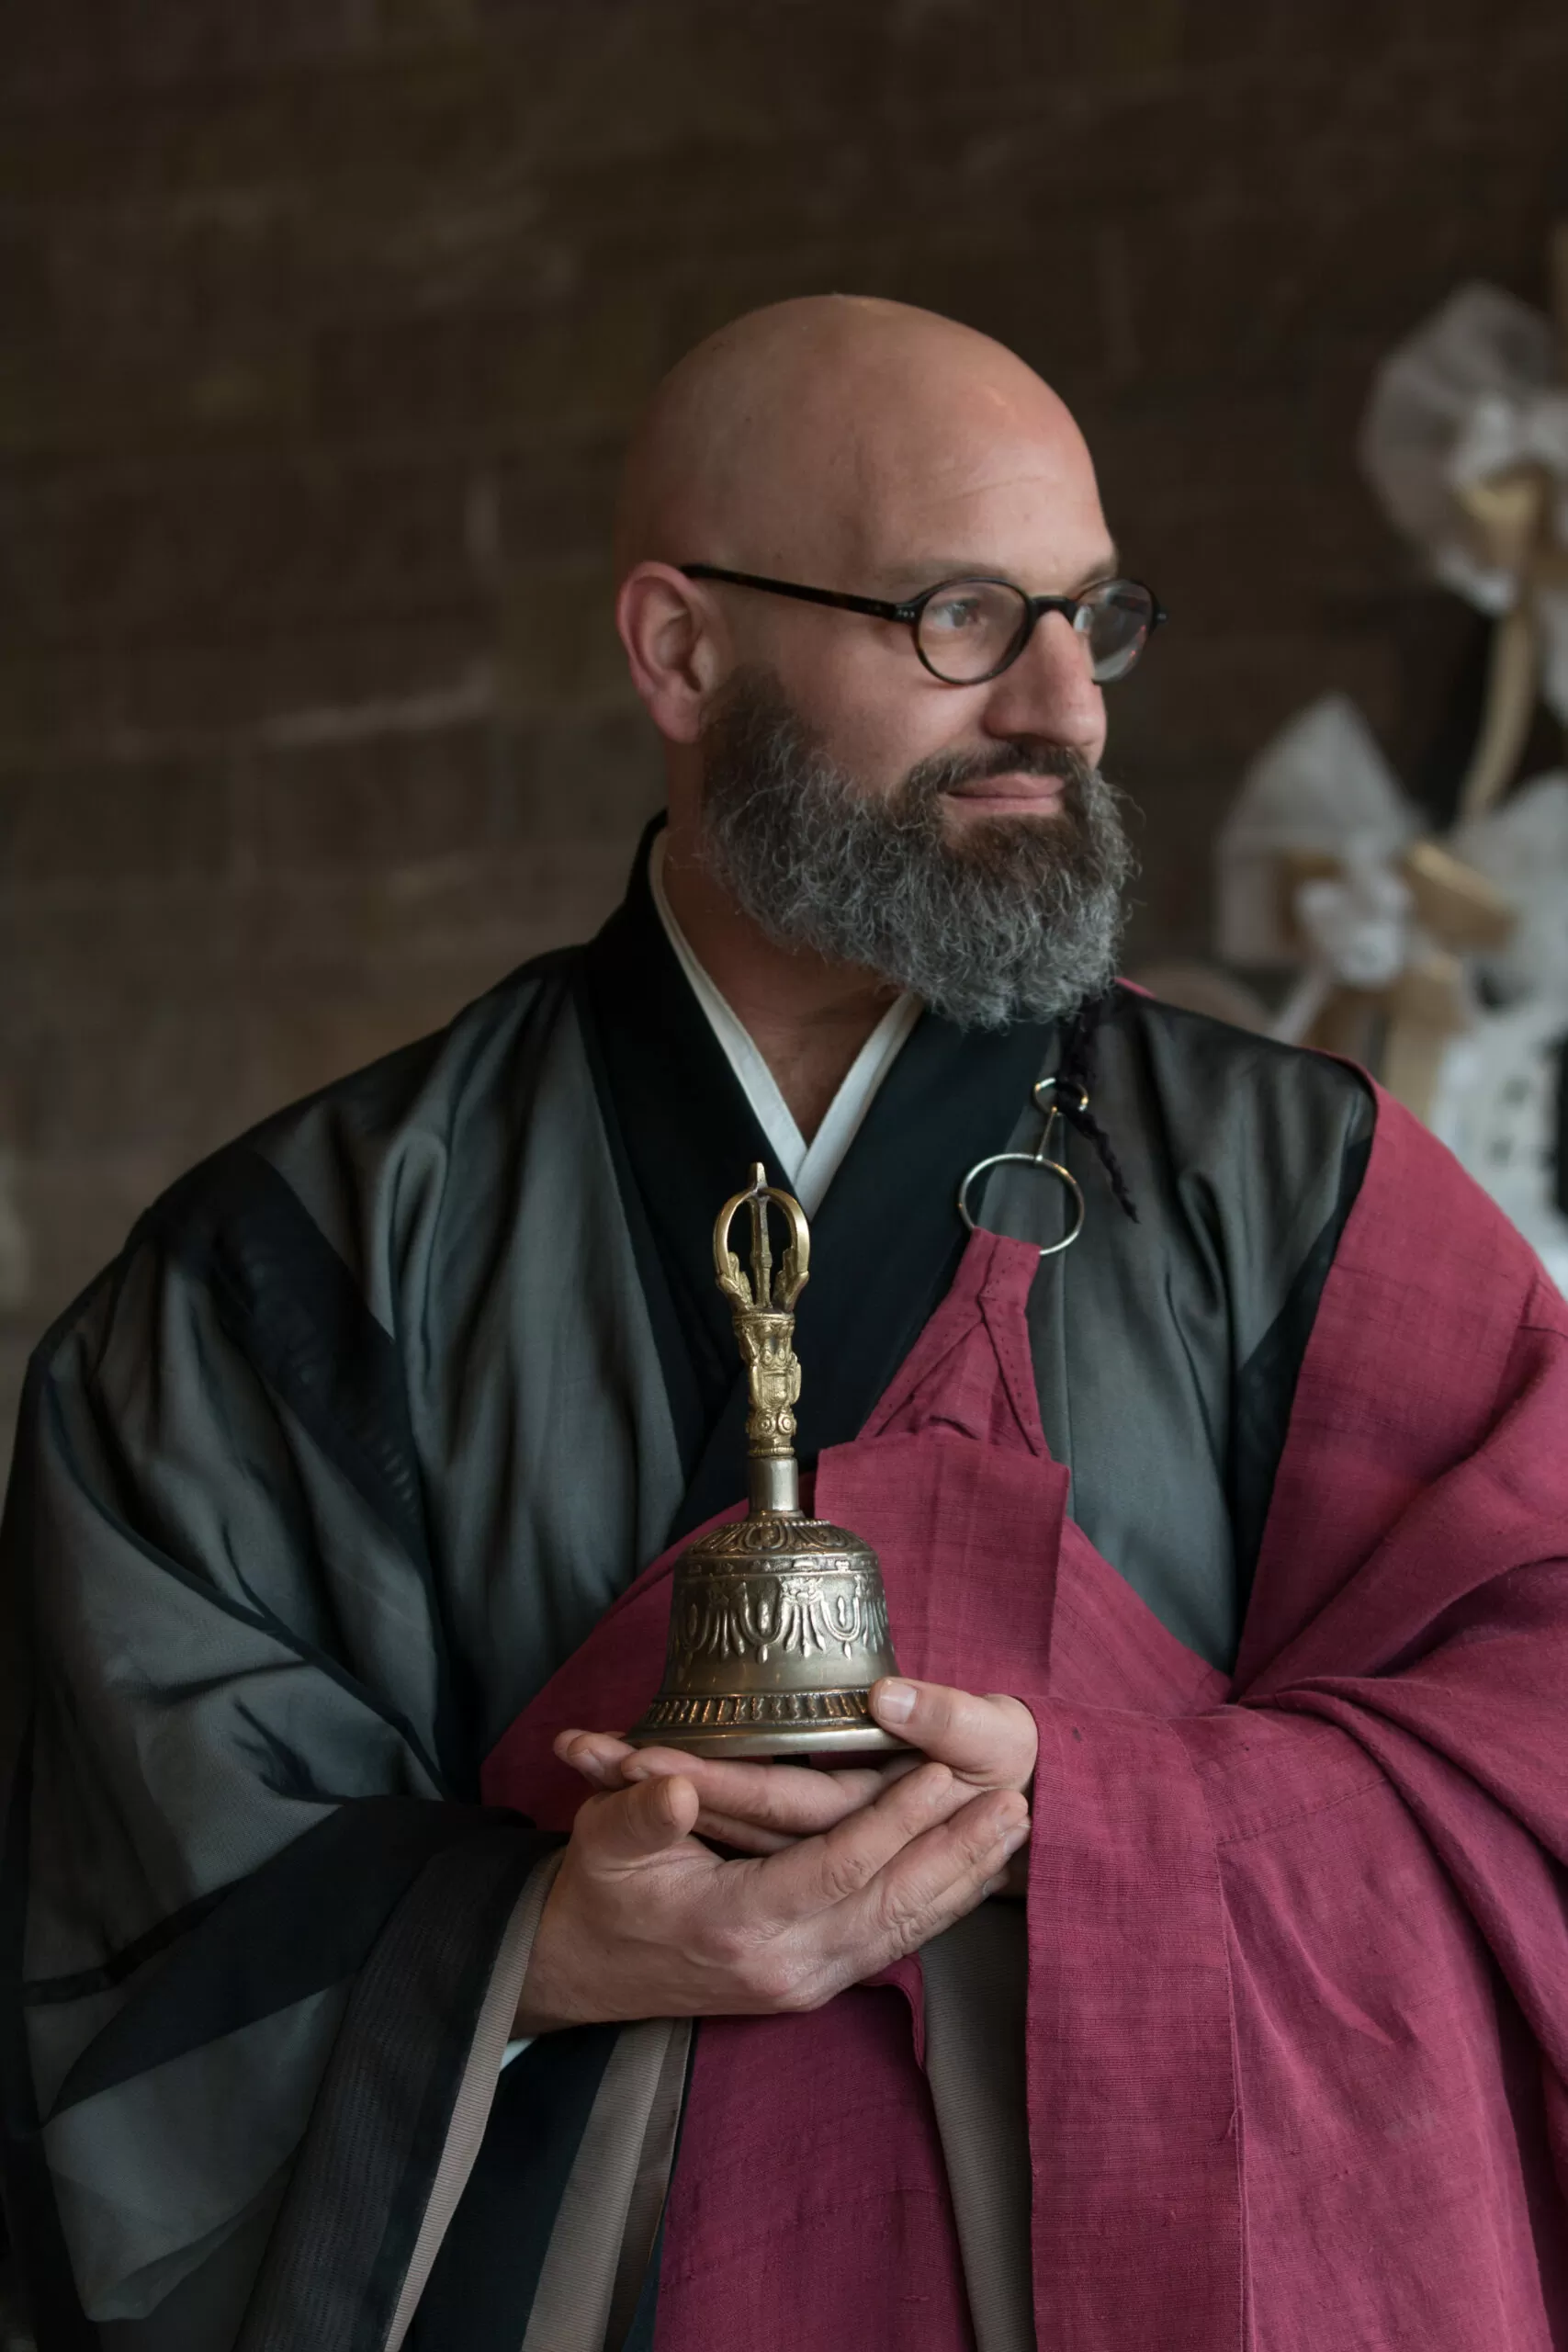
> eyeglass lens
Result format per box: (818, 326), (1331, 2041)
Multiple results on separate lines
(915, 579), (1154, 684)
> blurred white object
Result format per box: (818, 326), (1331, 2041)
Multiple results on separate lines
(1359, 276), (1568, 815)
(1213, 692), (1519, 1120)
(1270, 845), (1415, 1045)
(1359, 284), (1568, 617)
(1428, 1000), (1568, 1294)
(1450, 769), (1568, 1002)
(1424, 767), (1568, 1290)
(1293, 851), (1413, 989)
(1217, 693), (1419, 967)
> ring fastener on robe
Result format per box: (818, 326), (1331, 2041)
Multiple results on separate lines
(957, 1076), (1088, 1258)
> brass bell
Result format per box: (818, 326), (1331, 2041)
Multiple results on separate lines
(627, 1164), (910, 1758)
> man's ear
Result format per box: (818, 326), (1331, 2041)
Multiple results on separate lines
(615, 562), (727, 745)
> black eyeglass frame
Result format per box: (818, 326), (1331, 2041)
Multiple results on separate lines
(679, 562), (1168, 684)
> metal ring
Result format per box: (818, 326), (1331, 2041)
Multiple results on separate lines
(956, 1149), (1087, 1257)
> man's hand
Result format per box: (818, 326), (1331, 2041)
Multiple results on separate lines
(869, 1676), (1038, 1794)
(513, 1757), (1029, 2035)
(557, 1678), (1039, 1889)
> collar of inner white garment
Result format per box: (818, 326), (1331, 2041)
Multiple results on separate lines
(648, 832), (920, 1217)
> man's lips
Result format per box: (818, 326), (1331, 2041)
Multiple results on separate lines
(943, 772), (1066, 808)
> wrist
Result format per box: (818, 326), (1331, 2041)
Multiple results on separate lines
(513, 1958), (589, 2036)
(512, 1880), (593, 2035)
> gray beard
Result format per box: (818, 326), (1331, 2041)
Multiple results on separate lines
(696, 673), (1134, 1030)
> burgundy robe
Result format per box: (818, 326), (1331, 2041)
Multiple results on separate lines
(484, 1087), (1568, 2350)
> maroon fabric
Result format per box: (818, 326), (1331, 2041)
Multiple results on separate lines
(481, 1089), (1568, 2349)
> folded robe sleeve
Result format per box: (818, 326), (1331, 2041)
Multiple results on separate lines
(0, 1187), (560, 2351)
(1022, 1101), (1568, 2351)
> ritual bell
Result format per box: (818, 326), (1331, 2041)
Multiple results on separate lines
(626, 1164), (910, 1758)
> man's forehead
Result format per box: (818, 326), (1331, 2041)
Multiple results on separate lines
(842, 442), (1113, 594)
(829, 393), (1103, 535)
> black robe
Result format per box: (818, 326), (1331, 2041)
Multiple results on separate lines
(0, 834), (1371, 2348)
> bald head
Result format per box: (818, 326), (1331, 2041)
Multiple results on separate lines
(614, 295), (1100, 588)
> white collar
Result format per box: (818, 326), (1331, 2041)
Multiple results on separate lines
(648, 832), (920, 1216)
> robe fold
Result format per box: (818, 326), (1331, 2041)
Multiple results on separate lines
(4, 831), (1563, 2348)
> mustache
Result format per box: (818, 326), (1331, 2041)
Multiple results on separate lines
(901, 740), (1097, 806)
(893, 738), (1104, 823)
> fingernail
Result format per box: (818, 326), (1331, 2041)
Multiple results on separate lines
(874, 1679), (917, 1724)
(1000, 1823), (1031, 1858)
(983, 1873), (1008, 1897)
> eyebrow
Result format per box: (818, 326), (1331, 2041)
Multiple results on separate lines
(885, 549), (1122, 596)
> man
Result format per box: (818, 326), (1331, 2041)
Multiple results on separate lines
(3, 296), (1565, 2352)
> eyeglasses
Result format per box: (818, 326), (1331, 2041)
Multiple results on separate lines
(680, 564), (1167, 686)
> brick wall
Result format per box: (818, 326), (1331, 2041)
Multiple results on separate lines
(3, 0), (1568, 1453)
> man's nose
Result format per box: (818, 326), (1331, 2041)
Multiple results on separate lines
(978, 611), (1106, 753)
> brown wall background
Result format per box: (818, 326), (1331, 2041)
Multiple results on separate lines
(3, 0), (1568, 1453)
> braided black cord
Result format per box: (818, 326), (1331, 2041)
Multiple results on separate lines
(1055, 991), (1138, 1222)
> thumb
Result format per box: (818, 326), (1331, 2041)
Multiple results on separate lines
(580, 1772), (701, 1871)
(867, 1679), (1036, 1788)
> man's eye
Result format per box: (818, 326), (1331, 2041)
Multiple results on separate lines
(927, 598), (985, 633)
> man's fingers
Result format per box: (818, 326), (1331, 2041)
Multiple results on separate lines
(853, 1788), (1030, 1954)
(578, 1774), (701, 1870)
(754, 1760), (967, 1916)
(763, 1788), (1030, 2008)
(555, 1730), (636, 1788)
(868, 1679), (1037, 1789)
(558, 1739), (921, 1848)
(622, 1747), (912, 1837)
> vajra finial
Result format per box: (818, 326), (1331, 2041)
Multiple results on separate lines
(713, 1164), (811, 1468)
